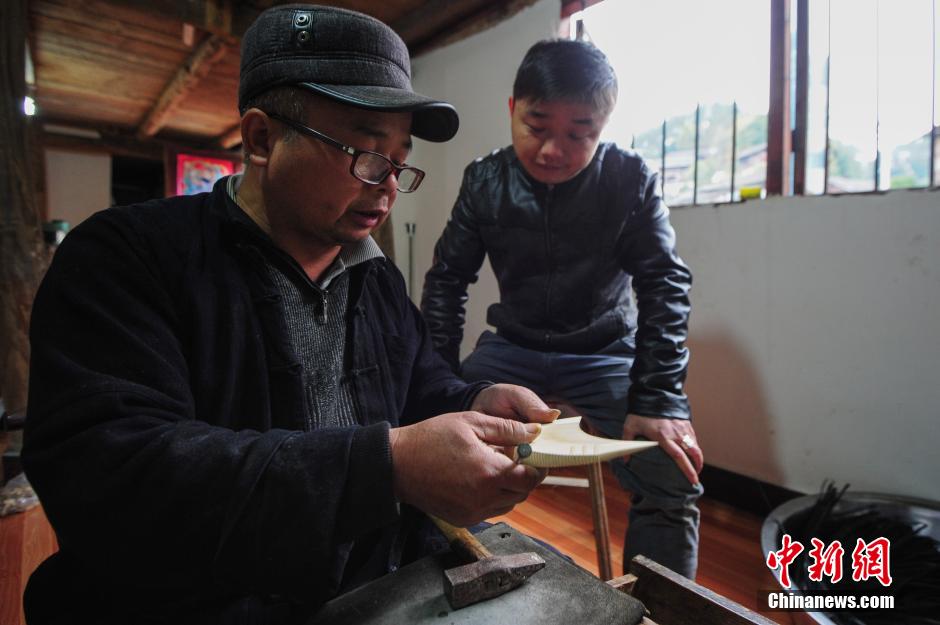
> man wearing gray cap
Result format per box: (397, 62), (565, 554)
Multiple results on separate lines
(22, 5), (555, 623)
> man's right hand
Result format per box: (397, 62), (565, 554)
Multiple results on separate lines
(388, 412), (545, 526)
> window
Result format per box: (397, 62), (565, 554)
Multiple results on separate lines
(565, 0), (940, 206)
(808, 0), (937, 193)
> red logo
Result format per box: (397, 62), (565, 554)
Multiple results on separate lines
(807, 538), (845, 583)
(851, 537), (893, 587)
(767, 535), (893, 588)
(766, 533), (804, 588)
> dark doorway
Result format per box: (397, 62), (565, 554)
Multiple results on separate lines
(111, 156), (164, 206)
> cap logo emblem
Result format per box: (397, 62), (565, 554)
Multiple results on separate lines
(293, 11), (312, 47)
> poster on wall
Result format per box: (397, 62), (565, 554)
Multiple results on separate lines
(174, 153), (238, 196)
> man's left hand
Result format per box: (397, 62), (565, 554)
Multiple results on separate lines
(471, 384), (560, 424)
(622, 414), (703, 485)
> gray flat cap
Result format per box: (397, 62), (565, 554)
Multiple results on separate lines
(239, 4), (459, 142)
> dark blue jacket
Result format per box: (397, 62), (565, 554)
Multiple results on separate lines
(23, 178), (486, 623)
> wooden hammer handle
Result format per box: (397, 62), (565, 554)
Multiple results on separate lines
(430, 516), (492, 561)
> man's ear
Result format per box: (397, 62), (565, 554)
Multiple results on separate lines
(508, 96), (515, 116)
(241, 109), (274, 167)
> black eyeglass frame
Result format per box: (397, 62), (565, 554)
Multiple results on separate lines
(264, 112), (425, 193)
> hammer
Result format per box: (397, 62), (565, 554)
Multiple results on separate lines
(431, 516), (546, 609)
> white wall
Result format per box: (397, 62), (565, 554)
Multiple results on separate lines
(44, 149), (111, 228)
(392, 0), (561, 312)
(400, 0), (940, 501)
(675, 190), (940, 501)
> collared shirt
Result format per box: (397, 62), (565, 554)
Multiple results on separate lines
(226, 173), (385, 287)
(225, 174), (385, 429)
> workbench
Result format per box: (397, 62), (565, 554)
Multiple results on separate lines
(308, 523), (778, 625)
(1, 507), (777, 625)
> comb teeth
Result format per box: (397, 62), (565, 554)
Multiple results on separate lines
(518, 416), (659, 468)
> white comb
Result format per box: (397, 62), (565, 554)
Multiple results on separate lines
(518, 417), (658, 468)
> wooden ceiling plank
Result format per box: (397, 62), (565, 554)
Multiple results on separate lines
(37, 62), (172, 102)
(176, 97), (237, 114)
(168, 106), (237, 124)
(29, 0), (543, 146)
(31, 1), (194, 50)
(136, 33), (234, 139)
(198, 74), (240, 90)
(32, 12), (192, 59)
(72, 0), (243, 37)
(34, 0), (188, 37)
(35, 33), (188, 74)
(39, 83), (154, 111)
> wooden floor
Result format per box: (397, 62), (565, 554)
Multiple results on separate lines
(493, 464), (808, 625)
(0, 505), (57, 625)
(1, 467), (811, 625)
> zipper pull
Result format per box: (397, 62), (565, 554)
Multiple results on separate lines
(316, 290), (328, 324)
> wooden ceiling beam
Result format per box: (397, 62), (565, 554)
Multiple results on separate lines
(41, 118), (238, 161)
(66, 1), (520, 48)
(92, 0), (239, 37)
(217, 122), (243, 150)
(136, 33), (234, 140)
(30, 0), (540, 152)
(41, 117), (164, 160)
(42, 128), (163, 161)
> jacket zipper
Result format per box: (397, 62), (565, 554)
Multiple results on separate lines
(316, 288), (328, 325)
(543, 187), (554, 346)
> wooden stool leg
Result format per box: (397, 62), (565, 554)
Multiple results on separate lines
(544, 399), (614, 580)
(587, 461), (613, 580)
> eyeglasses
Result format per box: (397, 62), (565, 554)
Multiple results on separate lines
(265, 112), (425, 193)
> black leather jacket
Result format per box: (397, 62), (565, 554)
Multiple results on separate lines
(421, 143), (693, 419)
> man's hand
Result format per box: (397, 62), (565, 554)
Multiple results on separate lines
(622, 414), (704, 485)
(389, 412), (545, 526)
(470, 383), (561, 424)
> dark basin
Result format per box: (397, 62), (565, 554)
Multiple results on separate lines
(760, 492), (940, 625)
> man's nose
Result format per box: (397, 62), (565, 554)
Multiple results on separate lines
(538, 138), (563, 161)
(376, 169), (398, 195)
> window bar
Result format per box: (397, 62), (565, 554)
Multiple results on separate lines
(693, 104), (701, 205)
(793, 0), (809, 194)
(823, 0), (832, 192)
(767, 0), (792, 195)
(931, 0), (937, 187)
(874, 0), (881, 190)
(661, 119), (667, 196)
(731, 100), (738, 200)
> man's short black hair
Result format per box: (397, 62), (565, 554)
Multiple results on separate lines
(512, 39), (618, 113)
(239, 86), (308, 162)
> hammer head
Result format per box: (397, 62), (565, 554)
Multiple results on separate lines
(443, 551), (546, 609)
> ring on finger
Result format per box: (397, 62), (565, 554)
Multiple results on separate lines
(680, 434), (696, 450)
